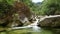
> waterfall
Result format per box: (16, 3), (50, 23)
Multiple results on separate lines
(32, 25), (41, 32)
(11, 15), (60, 32)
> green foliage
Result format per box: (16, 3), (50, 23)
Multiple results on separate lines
(20, 0), (33, 7)
(0, 0), (13, 18)
(40, 0), (60, 15)
(19, 0), (41, 15)
(0, 0), (16, 27)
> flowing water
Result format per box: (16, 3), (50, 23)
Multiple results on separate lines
(0, 15), (60, 34)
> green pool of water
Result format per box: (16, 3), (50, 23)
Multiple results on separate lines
(0, 28), (60, 34)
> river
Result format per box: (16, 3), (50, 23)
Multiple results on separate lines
(0, 27), (60, 34)
(0, 15), (60, 34)
(11, 15), (60, 34)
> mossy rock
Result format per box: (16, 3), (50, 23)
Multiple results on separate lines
(38, 17), (60, 27)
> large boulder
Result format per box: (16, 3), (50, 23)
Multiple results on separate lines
(38, 17), (60, 27)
